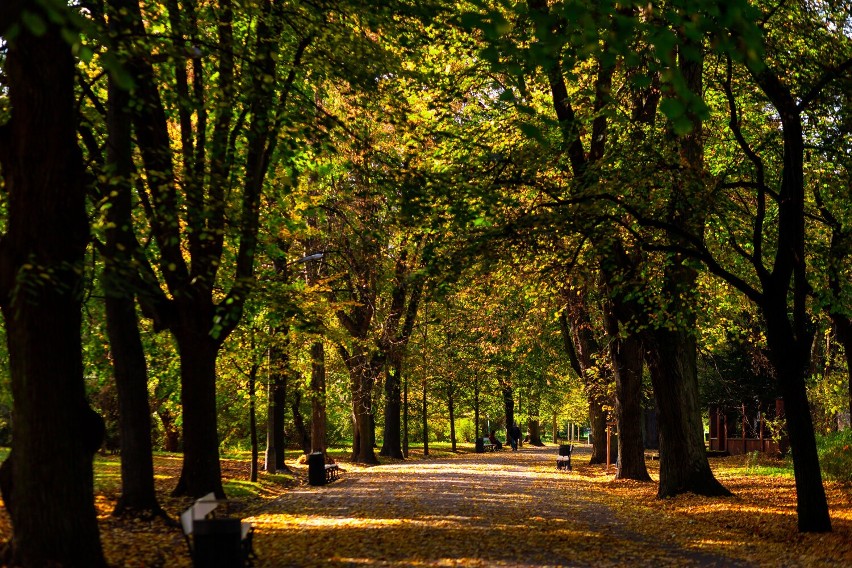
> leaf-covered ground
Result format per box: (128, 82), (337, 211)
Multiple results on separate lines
(1, 445), (850, 566)
(248, 446), (852, 567)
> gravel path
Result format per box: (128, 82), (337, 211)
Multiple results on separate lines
(248, 446), (750, 567)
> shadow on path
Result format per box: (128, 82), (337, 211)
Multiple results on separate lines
(248, 446), (751, 567)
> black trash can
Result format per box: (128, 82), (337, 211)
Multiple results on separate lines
(475, 437), (485, 453)
(193, 518), (242, 568)
(308, 451), (326, 486)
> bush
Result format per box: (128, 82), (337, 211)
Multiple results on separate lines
(817, 430), (852, 483)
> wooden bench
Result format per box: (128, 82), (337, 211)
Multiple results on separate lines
(181, 492), (254, 567)
(325, 463), (340, 483)
(481, 437), (495, 452)
(557, 444), (573, 471)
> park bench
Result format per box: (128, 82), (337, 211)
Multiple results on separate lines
(481, 437), (495, 451)
(325, 463), (341, 483)
(181, 492), (255, 567)
(556, 444), (573, 471)
(308, 452), (342, 485)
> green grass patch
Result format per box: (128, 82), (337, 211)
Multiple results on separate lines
(223, 479), (264, 499)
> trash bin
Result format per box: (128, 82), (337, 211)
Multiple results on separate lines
(193, 518), (242, 568)
(308, 451), (326, 486)
(475, 437), (485, 453)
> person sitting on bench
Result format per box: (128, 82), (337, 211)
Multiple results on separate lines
(489, 430), (503, 450)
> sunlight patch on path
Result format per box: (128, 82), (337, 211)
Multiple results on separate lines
(247, 446), (759, 567)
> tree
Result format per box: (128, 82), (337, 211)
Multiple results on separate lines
(104, 0), (311, 497)
(0, 3), (107, 564)
(559, 286), (611, 464)
(93, 0), (164, 518)
(684, 1), (850, 530)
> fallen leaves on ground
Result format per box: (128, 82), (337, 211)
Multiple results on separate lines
(0, 447), (850, 566)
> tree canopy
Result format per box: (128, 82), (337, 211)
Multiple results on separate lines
(0, 0), (851, 563)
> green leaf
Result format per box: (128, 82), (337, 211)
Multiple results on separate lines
(21, 11), (47, 36)
(518, 122), (544, 142)
(498, 89), (516, 102)
(660, 98), (686, 120)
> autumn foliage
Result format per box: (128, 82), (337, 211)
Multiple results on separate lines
(1, 445), (849, 566)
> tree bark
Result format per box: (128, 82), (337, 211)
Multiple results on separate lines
(291, 388), (311, 454)
(641, 37), (728, 498)
(264, 378), (277, 475)
(422, 378), (429, 456)
(172, 322), (226, 498)
(381, 359), (404, 458)
(749, 59), (831, 531)
(448, 390), (457, 452)
(310, 341), (328, 455)
(107, 294), (163, 514)
(604, 305), (651, 482)
(0, 6), (107, 563)
(559, 301), (609, 464)
(832, 318), (852, 425)
(158, 408), (181, 452)
(403, 375), (410, 458)
(646, 330), (730, 497)
(589, 398), (608, 464)
(502, 385), (515, 441)
(341, 345), (380, 464)
(265, 343), (289, 472)
(102, 37), (163, 516)
(527, 418), (543, 446)
(249, 363), (258, 482)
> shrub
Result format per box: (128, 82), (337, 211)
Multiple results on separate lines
(817, 430), (852, 483)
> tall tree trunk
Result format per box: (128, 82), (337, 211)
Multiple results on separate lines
(265, 345), (289, 472)
(589, 397), (608, 464)
(107, 295), (164, 514)
(643, 34), (729, 499)
(291, 389), (311, 454)
(422, 378), (429, 456)
(474, 383), (481, 440)
(765, 305), (830, 532)
(264, 377), (277, 474)
(527, 418), (543, 446)
(381, 358), (404, 458)
(310, 341), (327, 455)
(103, 44), (163, 516)
(101, 46), (163, 517)
(172, 323), (225, 498)
(605, 306), (650, 482)
(158, 408), (181, 452)
(502, 386), (515, 440)
(646, 331), (730, 496)
(737, 39), (832, 533)
(832, 318), (852, 424)
(0, 7), (106, 564)
(249, 363), (258, 482)
(448, 390), (457, 452)
(559, 301), (609, 464)
(345, 346), (380, 464)
(403, 374), (410, 458)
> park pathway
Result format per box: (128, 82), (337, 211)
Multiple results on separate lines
(247, 445), (750, 567)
